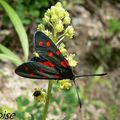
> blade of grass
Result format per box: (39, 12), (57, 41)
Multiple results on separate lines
(0, 0), (29, 61)
(0, 44), (22, 63)
(0, 54), (22, 66)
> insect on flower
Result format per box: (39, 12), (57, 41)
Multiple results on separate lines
(33, 88), (46, 102)
(15, 31), (107, 109)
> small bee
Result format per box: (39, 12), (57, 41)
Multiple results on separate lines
(33, 88), (46, 102)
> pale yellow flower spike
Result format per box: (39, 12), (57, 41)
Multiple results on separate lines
(37, 2), (74, 40)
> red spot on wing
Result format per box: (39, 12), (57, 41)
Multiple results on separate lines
(43, 76), (46, 79)
(48, 52), (53, 57)
(30, 72), (34, 77)
(54, 74), (61, 78)
(56, 50), (60, 55)
(64, 59), (69, 64)
(39, 61), (55, 68)
(24, 66), (29, 71)
(60, 60), (68, 68)
(46, 41), (51, 47)
(38, 41), (43, 46)
(39, 69), (44, 73)
(44, 61), (55, 67)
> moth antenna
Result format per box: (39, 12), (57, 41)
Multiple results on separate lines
(75, 73), (107, 78)
(72, 79), (82, 110)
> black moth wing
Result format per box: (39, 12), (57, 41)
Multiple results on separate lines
(15, 57), (62, 80)
(34, 31), (70, 70)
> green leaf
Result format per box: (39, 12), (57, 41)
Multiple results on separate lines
(0, 44), (22, 63)
(22, 98), (30, 106)
(15, 111), (25, 119)
(63, 88), (77, 106)
(0, 53), (22, 66)
(108, 105), (118, 120)
(60, 88), (78, 115)
(0, 0), (29, 61)
(99, 116), (106, 120)
(108, 19), (120, 33)
(16, 96), (23, 112)
(25, 106), (33, 112)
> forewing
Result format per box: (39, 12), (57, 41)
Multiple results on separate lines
(34, 31), (69, 69)
(15, 57), (62, 80)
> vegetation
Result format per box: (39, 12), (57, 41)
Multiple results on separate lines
(0, 0), (120, 120)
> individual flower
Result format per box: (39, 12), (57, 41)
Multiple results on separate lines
(33, 88), (46, 102)
(55, 2), (62, 8)
(33, 52), (39, 57)
(42, 30), (52, 38)
(54, 2), (65, 19)
(54, 20), (64, 33)
(56, 8), (65, 19)
(64, 11), (69, 17)
(37, 24), (45, 31)
(66, 54), (77, 67)
(51, 14), (58, 23)
(63, 16), (71, 25)
(50, 6), (56, 15)
(45, 9), (51, 17)
(64, 26), (74, 38)
(58, 43), (67, 55)
(59, 80), (72, 90)
(43, 15), (50, 23)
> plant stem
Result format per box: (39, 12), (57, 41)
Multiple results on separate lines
(42, 81), (53, 120)
(56, 36), (64, 45)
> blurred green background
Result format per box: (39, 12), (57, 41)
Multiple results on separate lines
(0, 0), (120, 120)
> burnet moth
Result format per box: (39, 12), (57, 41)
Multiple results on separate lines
(15, 31), (107, 109)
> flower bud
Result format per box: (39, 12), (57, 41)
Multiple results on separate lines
(54, 2), (65, 19)
(50, 6), (56, 15)
(56, 8), (65, 19)
(55, 21), (64, 32)
(55, 2), (62, 7)
(64, 11), (69, 17)
(59, 43), (67, 55)
(37, 24), (45, 31)
(43, 15), (50, 23)
(66, 54), (77, 67)
(51, 14), (58, 23)
(33, 52), (39, 57)
(43, 30), (52, 38)
(59, 80), (72, 90)
(63, 16), (71, 24)
(64, 26), (74, 38)
(45, 9), (51, 17)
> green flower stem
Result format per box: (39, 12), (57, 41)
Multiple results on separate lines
(48, 22), (54, 29)
(56, 36), (64, 45)
(57, 33), (64, 39)
(42, 81), (53, 120)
